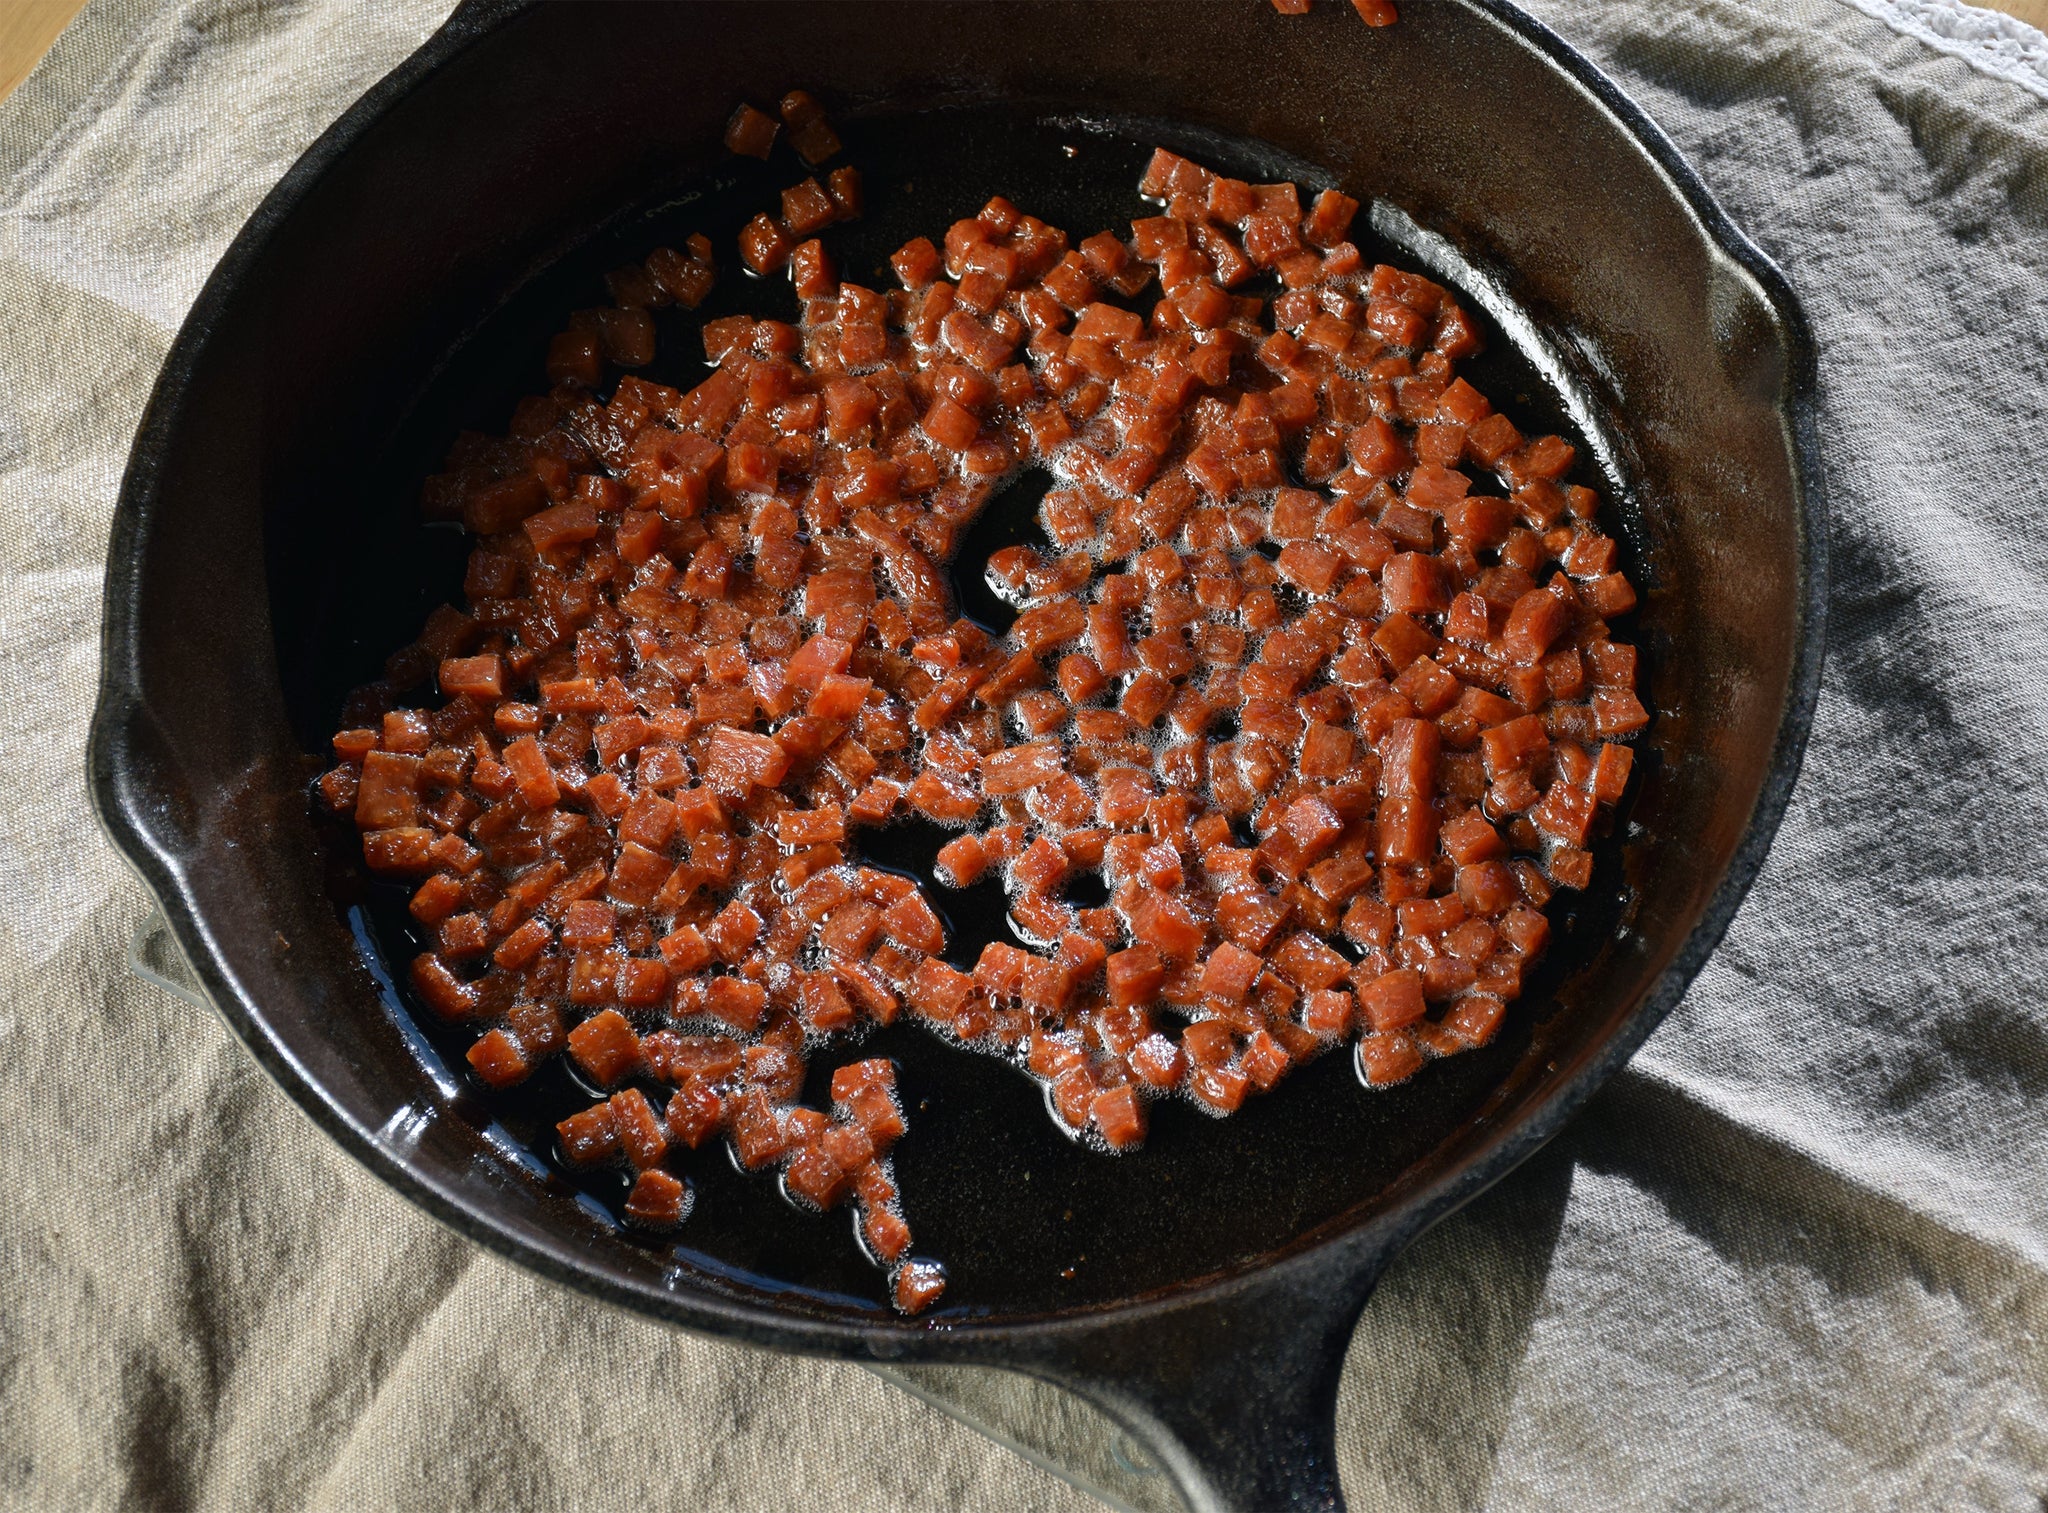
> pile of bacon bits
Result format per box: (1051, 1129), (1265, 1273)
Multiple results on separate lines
(724, 92), (866, 284)
(320, 106), (1645, 1313)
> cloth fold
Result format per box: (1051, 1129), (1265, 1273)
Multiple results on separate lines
(4, 1), (2046, 1508)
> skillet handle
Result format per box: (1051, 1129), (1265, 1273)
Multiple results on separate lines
(1010, 1254), (1386, 1512)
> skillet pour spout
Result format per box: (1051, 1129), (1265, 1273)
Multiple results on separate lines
(88, 2), (1825, 1509)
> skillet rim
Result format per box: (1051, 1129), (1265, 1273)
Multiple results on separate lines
(86, 0), (1828, 1357)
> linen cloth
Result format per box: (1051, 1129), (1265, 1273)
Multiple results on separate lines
(3, 0), (2047, 1507)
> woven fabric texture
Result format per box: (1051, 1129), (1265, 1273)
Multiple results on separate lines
(2, 1), (2045, 1508)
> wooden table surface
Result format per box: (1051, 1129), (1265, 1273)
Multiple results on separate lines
(5, 0), (2048, 104)
(0, 0), (85, 103)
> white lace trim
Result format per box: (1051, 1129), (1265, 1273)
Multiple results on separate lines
(1836, 0), (2048, 102)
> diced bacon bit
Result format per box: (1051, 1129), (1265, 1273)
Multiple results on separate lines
(832, 1054), (896, 1102)
(907, 959), (975, 1026)
(1360, 968), (1427, 1031)
(355, 750), (421, 829)
(656, 924), (710, 976)
(662, 1079), (724, 1148)
(1503, 588), (1572, 664)
(540, 996), (627, 1079)
(894, 1258), (947, 1315)
(1106, 943), (1168, 1008)
(706, 976), (769, 1032)
(364, 826), (438, 878)
(1592, 687), (1651, 736)
(1548, 847), (1595, 891)
(409, 953), (477, 1019)
(1531, 780), (1598, 847)
(1092, 1085), (1146, 1148)
(775, 805), (847, 847)
(334, 138), (1640, 1317)
(1357, 1031), (1423, 1085)
(797, 972), (857, 1033)
(849, 1188), (908, 1257)
(840, 776), (897, 827)
(1242, 1029), (1291, 1090)
(1303, 988), (1353, 1037)
(780, 90), (842, 165)
(439, 654), (504, 700)
(724, 102), (779, 159)
(1275, 932), (1349, 991)
(466, 1028), (529, 1089)
(609, 1088), (670, 1169)
(623, 1169), (691, 1229)
(1201, 941), (1264, 1004)
(556, 1103), (619, 1165)
(740, 215), (794, 276)
(721, 1088), (782, 1169)
(647, 239), (717, 309)
(1592, 742), (1635, 804)
(983, 740), (1064, 795)
(1191, 1062), (1251, 1114)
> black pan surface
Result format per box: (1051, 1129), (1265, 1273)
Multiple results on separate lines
(306, 105), (1633, 1322)
(89, 4), (1825, 1507)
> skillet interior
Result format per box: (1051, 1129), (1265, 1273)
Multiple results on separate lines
(297, 104), (1648, 1320)
(93, 0), (1817, 1340)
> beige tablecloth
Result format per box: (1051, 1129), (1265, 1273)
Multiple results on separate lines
(5, 1), (2048, 1508)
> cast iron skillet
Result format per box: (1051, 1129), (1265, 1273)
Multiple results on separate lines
(87, 2), (1826, 1507)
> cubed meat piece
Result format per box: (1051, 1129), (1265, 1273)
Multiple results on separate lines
(567, 1009), (641, 1086)
(556, 1103), (619, 1166)
(623, 1169), (691, 1228)
(894, 1259), (947, 1315)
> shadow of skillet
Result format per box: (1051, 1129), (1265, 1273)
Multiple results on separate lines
(1342, 1067), (2048, 1509)
(1338, 1113), (1576, 1511)
(876, 1126), (1578, 1513)
(849, 1041), (2048, 1512)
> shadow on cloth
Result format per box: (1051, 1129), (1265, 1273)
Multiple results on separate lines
(1340, 1062), (2048, 1510)
(1337, 1099), (1575, 1512)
